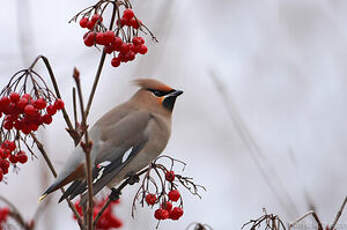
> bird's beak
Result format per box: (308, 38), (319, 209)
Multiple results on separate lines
(161, 89), (183, 111)
(168, 89), (183, 97)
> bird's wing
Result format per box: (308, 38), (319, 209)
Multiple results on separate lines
(60, 110), (152, 202)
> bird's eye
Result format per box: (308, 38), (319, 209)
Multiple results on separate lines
(152, 90), (162, 97)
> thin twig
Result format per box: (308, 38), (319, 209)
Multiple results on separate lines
(73, 87), (78, 129)
(28, 55), (75, 139)
(330, 196), (347, 230)
(85, 2), (117, 118)
(0, 196), (29, 230)
(289, 210), (323, 230)
(73, 67), (94, 230)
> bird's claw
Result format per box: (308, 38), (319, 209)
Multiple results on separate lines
(127, 173), (140, 185)
(109, 188), (121, 201)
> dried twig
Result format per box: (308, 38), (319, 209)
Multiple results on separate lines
(288, 210), (323, 230)
(28, 55), (76, 143)
(85, 1), (117, 119)
(73, 68), (94, 230)
(330, 196), (347, 230)
(0, 196), (30, 230)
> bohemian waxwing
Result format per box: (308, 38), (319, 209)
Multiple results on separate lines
(40, 78), (183, 202)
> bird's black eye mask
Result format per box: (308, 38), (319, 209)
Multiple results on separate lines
(147, 88), (175, 97)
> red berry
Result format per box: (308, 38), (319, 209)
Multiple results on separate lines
(125, 51), (135, 61)
(0, 97), (10, 108)
(132, 45), (141, 53)
(145, 194), (157, 206)
(111, 57), (121, 67)
(165, 171), (175, 182)
(104, 45), (114, 54)
(3, 120), (13, 130)
(0, 149), (8, 159)
(161, 209), (169, 219)
(123, 9), (135, 20)
(46, 105), (57, 116)
(154, 208), (169, 220)
(34, 98), (47, 110)
(22, 94), (32, 100)
(9, 154), (17, 163)
(84, 39), (94, 47)
(24, 104), (37, 116)
(0, 168), (3, 182)
(79, 17), (89, 28)
(21, 126), (31, 135)
(130, 18), (140, 29)
(16, 151), (28, 164)
(13, 120), (23, 130)
(84, 32), (96, 47)
(7, 141), (16, 152)
(86, 20), (96, 30)
(91, 14), (103, 23)
(17, 97), (29, 110)
(29, 123), (38, 132)
(168, 190), (180, 202)
(117, 53), (127, 63)
(9, 92), (20, 103)
(139, 45), (148, 55)
(4, 115), (16, 122)
(132, 37), (145, 46)
(161, 201), (173, 211)
(4, 102), (16, 115)
(96, 32), (106, 45)
(42, 114), (53, 125)
(112, 37), (123, 51)
(0, 159), (9, 171)
(169, 207), (183, 220)
(117, 18), (127, 27)
(104, 31), (115, 44)
(120, 43), (130, 54)
(54, 99), (64, 110)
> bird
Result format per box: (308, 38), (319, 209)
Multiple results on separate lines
(39, 78), (183, 202)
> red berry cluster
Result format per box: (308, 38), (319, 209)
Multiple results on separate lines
(0, 141), (27, 182)
(0, 92), (64, 182)
(0, 207), (9, 227)
(145, 171), (184, 221)
(0, 93), (64, 134)
(73, 198), (122, 229)
(79, 8), (148, 68)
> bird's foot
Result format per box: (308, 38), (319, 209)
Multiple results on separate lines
(126, 173), (140, 185)
(109, 188), (121, 201)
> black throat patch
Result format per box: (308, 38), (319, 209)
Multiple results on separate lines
(162, 96), (177, 111)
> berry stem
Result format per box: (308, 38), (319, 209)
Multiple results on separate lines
(73, 68), (94, 230)
(85, 1), (118, 119)
(0, 196), (28, 230)
(27, 55), (76, 144)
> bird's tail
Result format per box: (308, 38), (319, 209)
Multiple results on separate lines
(39, 180), (63, 202)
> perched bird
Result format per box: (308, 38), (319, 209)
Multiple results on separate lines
(40, 78), (183, 202)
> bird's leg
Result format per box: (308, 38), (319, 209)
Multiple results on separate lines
(109, 188), (121, 201)
(126, 172), (140, 185)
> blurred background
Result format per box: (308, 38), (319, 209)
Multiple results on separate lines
(1, 0), (347, 229)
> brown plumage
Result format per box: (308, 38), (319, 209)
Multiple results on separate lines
(40, 78), (183, 202)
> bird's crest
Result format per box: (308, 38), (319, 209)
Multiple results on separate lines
(133, 78), (173, 92)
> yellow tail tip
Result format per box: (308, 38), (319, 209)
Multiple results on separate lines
(38, 194), (47, 202)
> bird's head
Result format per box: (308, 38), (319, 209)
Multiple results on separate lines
(132, 78), (183, 114)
